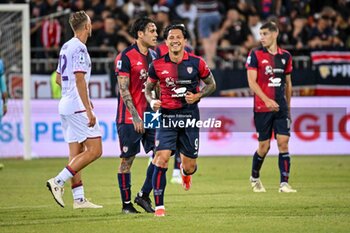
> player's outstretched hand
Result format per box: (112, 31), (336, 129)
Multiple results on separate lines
(133, 115), (145, 134)
(264, 98), (279, 112)
(87, 110), (96, 127)
(185, 92), (200, 104)
(150, 99), (161, 111)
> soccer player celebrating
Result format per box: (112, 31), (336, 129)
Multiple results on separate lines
(114, 17), (158, 214)
(155, 26), (194, 185)
(245, 21), (297, 193)
(145, 24), (216, 217)
(46, 11), (103, 209)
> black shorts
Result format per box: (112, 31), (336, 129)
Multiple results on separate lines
(117, 123), (155, 158)
(254, 110), (291, 141)
(155, 108), (200, 159)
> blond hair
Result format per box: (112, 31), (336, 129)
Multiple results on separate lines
(69, 11), (88, 32)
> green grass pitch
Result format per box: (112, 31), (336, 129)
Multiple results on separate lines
(0, 156), (349, 233)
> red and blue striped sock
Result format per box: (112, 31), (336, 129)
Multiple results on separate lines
(251, 151), (265, 178)
(140, 162), (155, 196)
(118, 173), (131, 203)
(279, 152), (290, 183)
(152, 166), (168, 207)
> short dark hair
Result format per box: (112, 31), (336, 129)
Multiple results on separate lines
(69, 11), (89, 32)
(130, 17), (155, 39)
(163, 24), (189, 40)
(260, 21), (279, 32)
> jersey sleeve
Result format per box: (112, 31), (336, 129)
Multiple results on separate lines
(73, 46), (89, 73)
(147, 62), (158, 83)
(245, 50), (258, 70)
(116, 52), (131, 77)
(285, 53), (293, 74)
(56, 56), (61, 74)
(114, 53), (122, 76)
(198, 57), (210, 79)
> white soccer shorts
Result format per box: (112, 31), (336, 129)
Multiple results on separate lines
(60, 112), (102, 143)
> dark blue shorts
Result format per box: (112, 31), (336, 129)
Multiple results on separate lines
(155, 108), (200, 159)
(117, 124), (155, 158)
(254, 110), (291, 141)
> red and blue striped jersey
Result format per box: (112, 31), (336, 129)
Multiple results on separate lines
(148, 51), (210, 110)
(115, 44), (157, 124)
(246, 46), (293, 112)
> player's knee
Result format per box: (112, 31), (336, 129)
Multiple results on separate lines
(182, 163), (197, 175)
(86, 146), (102, 160)
(154, 153), (169, 168)
(278, 142), (289, 152)
(258, 144), (270, 156)
(95, 147), (102, 159)
(119, 157), (135, 173)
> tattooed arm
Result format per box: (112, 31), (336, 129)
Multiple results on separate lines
(118, 75), (144, 133)
(145, 79), (161, 111)
(185, 73), (217, 104)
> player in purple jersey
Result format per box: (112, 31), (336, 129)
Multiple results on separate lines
(46, 11), (103, 209)
(245, 21), (296, 193)
(145, 24), (216, 216)
(114, 17), (158, 214)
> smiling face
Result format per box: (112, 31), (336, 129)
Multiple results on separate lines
(165, 28), (186, 54)
(139, 22), (158, 48)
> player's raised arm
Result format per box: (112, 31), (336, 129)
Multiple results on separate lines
(117, 75), (144, 133)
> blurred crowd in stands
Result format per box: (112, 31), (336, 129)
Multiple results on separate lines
(2, 0), (350, 70)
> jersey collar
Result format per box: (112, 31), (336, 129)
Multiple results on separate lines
(262, 46), (283, 55)
(164, 50), (189, 63)
(133, 43), (149, 56)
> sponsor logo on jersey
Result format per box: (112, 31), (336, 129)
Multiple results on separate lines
(265, 65), (273, 75)
(268, 77), (282, 87)
(165, 77), (176, 87)
(139, 69), (148, 79)
(171, 87), (187, 97)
